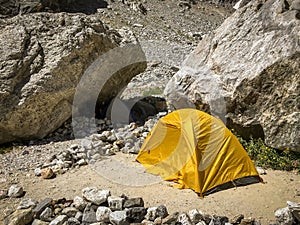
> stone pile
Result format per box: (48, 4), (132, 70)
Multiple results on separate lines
(35, 114), (163, 179)
(4, 186), (274, 225)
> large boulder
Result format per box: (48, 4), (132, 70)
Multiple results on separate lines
(164, 0), (300, 152)
(0, 13), (146, 144)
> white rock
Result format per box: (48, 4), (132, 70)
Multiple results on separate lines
(275, 207), (294, 225)
(73, 196), (86, 211)
(17, 199), (38, 210)
(96, 206), (112, 222)
(49, 215), (68, 225)
(178, 213), (192, 225)
(82, 187), (110, 205)
(109, 210), (129, 225)
(145, 207), (158, 221)
(188, 209), (203, 224)
(8, 185), (24, 198)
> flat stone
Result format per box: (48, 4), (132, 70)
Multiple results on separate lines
(75, 211), (83, 221)
(66, 217), (80, 225)
(162, 212), (179, 224)
(32, 219), (49, 225)
(109, 210), (129, 225)
(126, 207), (147, 223)
(49, 215), (68, 225)
(82, 187), (110, 205)
(61, 207), (78, 218)
(230, 214), (244, 224)
(33, 198), (53, 218)
(123, 197), (144, 208)
(96, 206), (112, 222)
(40, 207), (53, 222)
(18, 199), (38, 210)
(108, 196), (124, 211)
(8, 185), (24, 198)
(4, 208), (34, 225)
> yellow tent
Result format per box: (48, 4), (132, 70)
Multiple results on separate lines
(136, 108), (262, 196)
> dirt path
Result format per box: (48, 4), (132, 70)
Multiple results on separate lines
(1, 153), (299, 225)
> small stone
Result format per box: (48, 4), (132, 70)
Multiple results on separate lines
(214, 216), (229, 225)
(41, 168), (55, 179)
(73, 196), (86, 211)
(66, 217), (81, 225)
(287, 201), (300, 222)
(230, 214), (244, 224)
(157, 205), (168, 219)
(32, 219), (49, 225)
(123, 197), (144, 208)
(49, 215), (68, 225)
(82, 204), (97, 224)
(77, 159), (87, 166)
(0, 189), (8, 199)
(96, 206), (112, 222)
(70, 144), (79, 150)
(154, 217), (162, 224)
(33, 198), (53, 218)
(108, 196), (124, 211)
(240, 217), (255, 225)
(145, 207), (158, 221)
(61, 207), (78, 217)
(82, 187), (110, 205)
(40, 207), (53, 222)
(109, 210), (129, 225)
(275, 207), (294, 225)
(34, 168), (42, 176)
(126, 207), (147, 223)
(17, 199), (38, 210)
(8, 185), (24, 198)
(178, 213), (192, 225)
(256, 167), (267, 175)
(188, 209), (203, 224)
(4, 208), (34, 225)
(75, 211), (83, 221)
(162, 212), (179, 224)
(196, 221), (206, 225)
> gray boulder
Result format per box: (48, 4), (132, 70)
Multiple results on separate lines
(164, 0), (300, 152)
(0, 12), (146, 144)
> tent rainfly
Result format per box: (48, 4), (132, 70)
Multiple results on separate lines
(136, 108), (262, 196)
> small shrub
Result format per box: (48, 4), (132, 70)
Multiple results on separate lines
(237, 136), (300, 171)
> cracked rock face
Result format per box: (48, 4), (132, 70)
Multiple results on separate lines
(164, 0), (300, 152)
(0, 13), (146, 144)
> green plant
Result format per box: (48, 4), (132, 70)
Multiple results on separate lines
(143, 87), (163, 96)
(237, 136), (300, 171)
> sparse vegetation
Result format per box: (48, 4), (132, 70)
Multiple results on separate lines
(143, 87), (163, 96)
(237, 136), (300, 172)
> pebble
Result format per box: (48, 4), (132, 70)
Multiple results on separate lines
(17, 199), (38, 210)
(41, 168), (55, 179)
(49, 215), (68, 225)
(8, 184), (24, 198)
